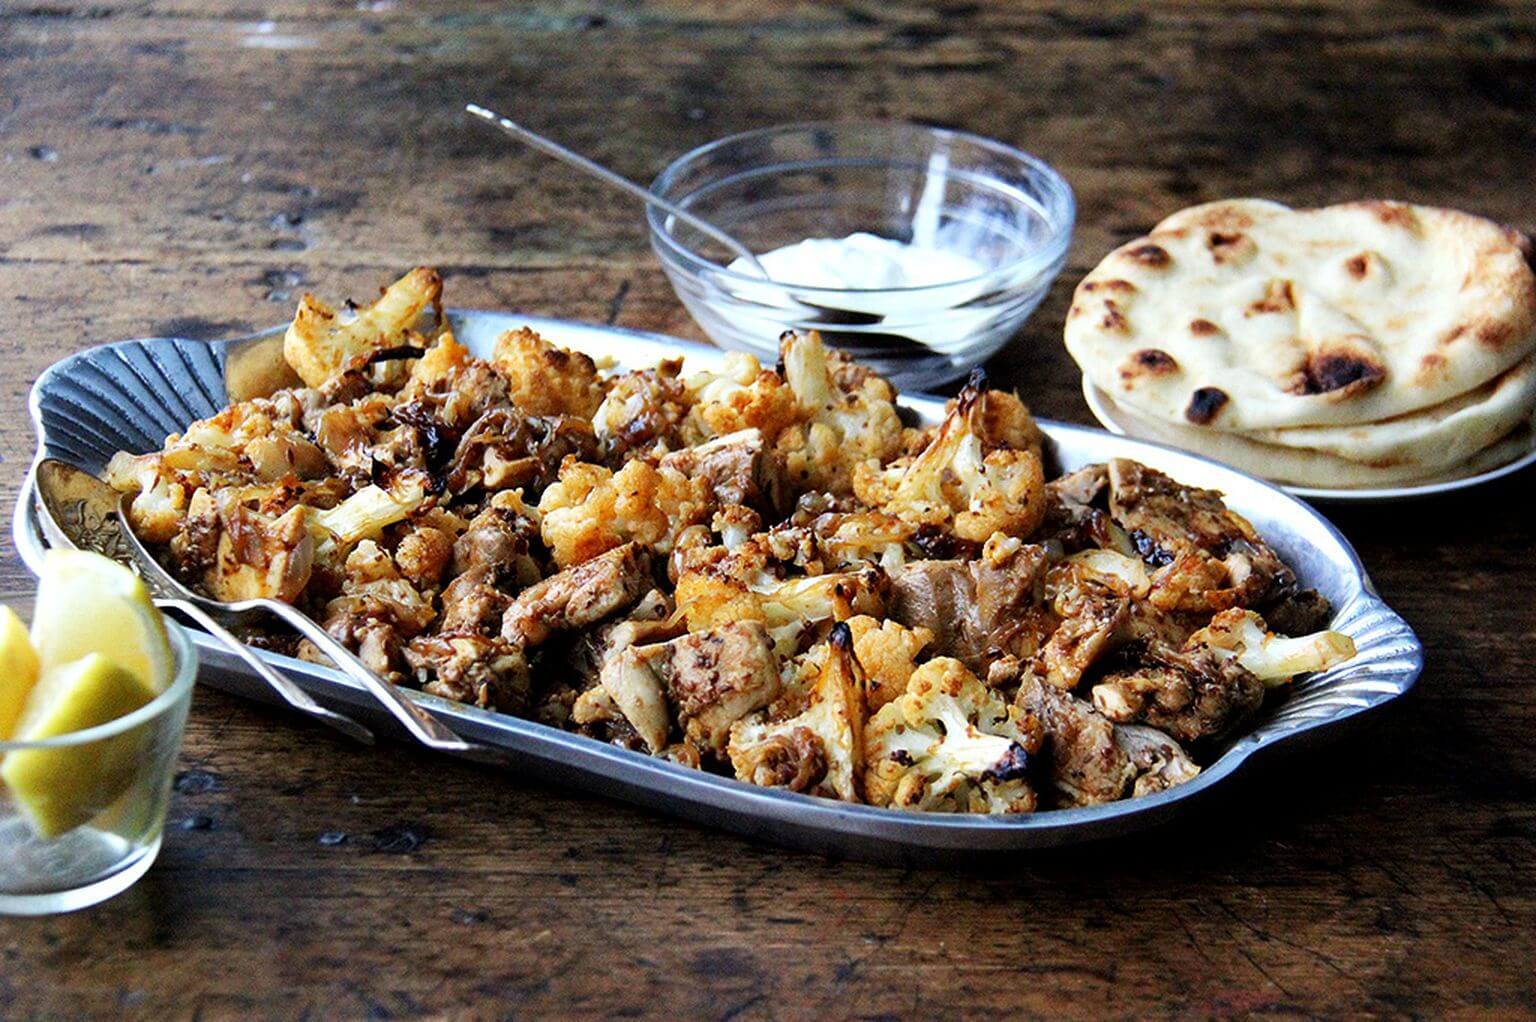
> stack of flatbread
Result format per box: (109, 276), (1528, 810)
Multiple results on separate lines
(1064, 198), (1536, 488)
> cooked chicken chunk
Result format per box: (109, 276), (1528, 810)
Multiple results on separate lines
(1107, 459), (1293, 612)
(1091, 643), (1265, 743)
(887, 541), (1050, 671)
(645, 621), (782, 755)
(502, 543), (653, 647)
(1016, 672), (1200, 806)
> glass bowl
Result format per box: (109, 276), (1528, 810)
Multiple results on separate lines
(0, 620), (197, 915)
(648, 121), (1075, 389)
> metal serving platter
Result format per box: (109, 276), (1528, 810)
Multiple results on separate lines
(16, 312), (1423, 862)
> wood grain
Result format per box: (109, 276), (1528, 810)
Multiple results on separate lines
(2, 1), (1535, 1018)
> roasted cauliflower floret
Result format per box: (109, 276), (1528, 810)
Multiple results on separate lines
(492, 327), (606, 419)
(728, 623), (865, 801)
(864, 656), (1044, 813)
(1185, 608), (1355, 682)
(685, 350), (807, 442)
(775, 330), (904, 495)
(538, 458), (711, 569)
(593, 358), (694, 461)
(283, 267), (442, 388)
(854, 369), (1046, 543)
(674, 562), (886, 655)
(844, 615), (932, 712)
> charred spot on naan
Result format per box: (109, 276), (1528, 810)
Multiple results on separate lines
(1188, 319), (1222, 337)
(1184, 387), (1230, 425)
(1287, 345), (1388, 398)
(1120, 349), (1179, 382)
(1124, 244), (1172, 269)
(1245, 279), (1296, 316)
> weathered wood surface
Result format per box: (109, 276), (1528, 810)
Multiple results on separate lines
(2, 1), (1535, 1018)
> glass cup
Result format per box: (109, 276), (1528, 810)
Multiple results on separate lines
(648, 121), (1075, 389)
(0, 621), (196, 915)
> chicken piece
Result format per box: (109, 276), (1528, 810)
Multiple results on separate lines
(1038, 465), (1141, 556)
(446, 406), (599, 498)
(1108, 459), (1293, 612)
(564, 592), (686, 754)
(853, 369), (1046, 543)
(502, 542), (653, 648)
(451, 492), (543, 585)
(728, 623), (864, 800)
(283, 267), (441, 388)
(1256, 586), (1334, 638)
(659, 427), (785, 514)
(492, 327), (606, 419)
(323, 540), (436, 634)
(1091, 643), (1264, 743)
(1115, 723), (1204, 798)
(863, 656), (1044, 813)
(438, 567), (513, 636)
(845, 615), (932, 712)
(405, 634), (531, 711)
(568, 682), (650, 752)
(207, 498), (315, 604)
(1029, 549), (1148, 690)
(887, 541), (1051, 672)
(642, 621), (782, 755)
(593, 358), (694, 461)
(1016, 672), (1199, 806)
(538, 459), (711, 569)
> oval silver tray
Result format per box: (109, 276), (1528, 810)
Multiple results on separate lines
(15, 312), (1422, 861)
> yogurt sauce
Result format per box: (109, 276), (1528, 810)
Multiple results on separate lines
(728, 232), (987, 292)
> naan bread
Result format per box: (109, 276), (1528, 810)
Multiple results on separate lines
(1065, 199), (1536, 430)
(1240, 349), (1536, 461)
(1087, 382), (1535, 488)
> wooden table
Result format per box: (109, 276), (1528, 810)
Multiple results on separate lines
(2, 2), (1534, 1018)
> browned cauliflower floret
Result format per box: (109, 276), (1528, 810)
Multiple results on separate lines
(1184, 608), (1355, 682)
(854, 369), (1046, 543)
(538, 459), (712, 569)
(684, 350), (805, 442)
(674, 559), (885, 656)
(845, 615), (933, 712)
(728, 623), (865, 801)
(593, 358), (694, 461)
(775, 330), (904, 495)
(863, 657), (1044, 814)
(492, 327), (606, 419)
(283, 267), (442, 388)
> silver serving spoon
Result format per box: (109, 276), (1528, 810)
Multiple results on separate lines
(33, 460), (490, 755)
(465, 102), (772, 279)
(32, 459), (373, 744)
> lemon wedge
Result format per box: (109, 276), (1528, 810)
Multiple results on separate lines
(1, 653), (159, 837)
(30, 549), (173, 693)
(0, 605), (41, 739)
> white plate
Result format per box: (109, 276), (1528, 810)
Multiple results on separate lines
(1081, 376), (1536, 503)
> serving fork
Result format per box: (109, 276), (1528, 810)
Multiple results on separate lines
(33, 458), (490, 756)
